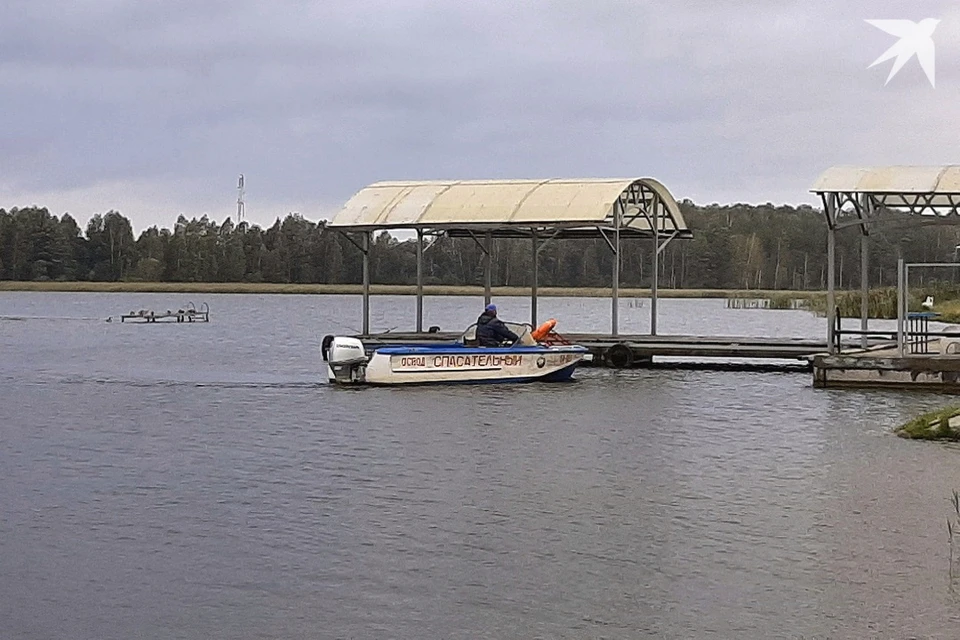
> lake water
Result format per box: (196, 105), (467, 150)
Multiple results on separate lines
(2, 291), (960, 639)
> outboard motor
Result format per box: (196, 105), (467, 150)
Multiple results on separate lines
(324, 337), (368, 384)
(320, 335), (335, 362)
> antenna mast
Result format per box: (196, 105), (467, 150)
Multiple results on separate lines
(237, 174), (245, 222)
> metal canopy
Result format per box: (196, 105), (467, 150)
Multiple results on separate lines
(810, 165), (960, 355)
(330, 177), (692, 339)
(327, 178), (692, 238)
(812, 165), (960, 218)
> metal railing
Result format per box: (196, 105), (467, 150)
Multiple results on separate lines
(830, 305), (958, 355)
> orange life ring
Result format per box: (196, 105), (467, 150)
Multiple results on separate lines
(531, 318), (557, 341)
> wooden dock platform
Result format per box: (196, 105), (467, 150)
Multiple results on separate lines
(813, 342), (960, 390)
(811, 321), (960, 390)
(120, 302), (209, 323)
(353, 331), (854, 371)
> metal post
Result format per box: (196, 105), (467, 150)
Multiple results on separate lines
(860, 195), (872, 350)
(826, 195), (836, 354)
(484, 231), (492, 306)
(904, 263), (910, 318)
(531, 230), (539, 328)
(612, 202), (620, 336)
(416, 228), (424, 333)
(362, 231), (370, 335)
(860, 232), (869, 350)
(897, 258), (905, 356)
(651, 198), (659, 337)
(903, 262), (911, 356)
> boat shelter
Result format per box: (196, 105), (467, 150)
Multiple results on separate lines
(326, 178), (693, 335)
(811, 165), (960, 353)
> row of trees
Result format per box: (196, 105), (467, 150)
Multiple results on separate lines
(2, 203), (959, 290)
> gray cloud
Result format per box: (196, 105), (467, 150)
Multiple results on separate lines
(1, 0), (958, 232)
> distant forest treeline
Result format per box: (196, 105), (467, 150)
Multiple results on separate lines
(2, 203), (960, 290)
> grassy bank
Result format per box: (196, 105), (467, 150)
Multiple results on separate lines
(896, 406), (960, 441)
(805, 288), (898, 319)
(0, 280), (827, 299)
(935, 300), (960, 324)
(803, 286), (960, 323)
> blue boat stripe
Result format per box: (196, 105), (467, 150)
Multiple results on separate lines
(359, 362), (580, 386)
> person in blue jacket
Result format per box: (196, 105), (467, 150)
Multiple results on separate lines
(475, 304), (519, 347)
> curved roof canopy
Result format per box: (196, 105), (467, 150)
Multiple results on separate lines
(327, 178), (692, 239)
(811, 165), (960, 216)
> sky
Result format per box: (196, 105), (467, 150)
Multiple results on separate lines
(1, 0), (958, 234)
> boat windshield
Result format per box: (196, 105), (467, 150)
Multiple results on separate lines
(458, 321), (537, 347)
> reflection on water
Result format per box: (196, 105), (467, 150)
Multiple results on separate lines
(2, 292), (960, 639)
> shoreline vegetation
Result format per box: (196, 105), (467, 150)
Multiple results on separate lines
(0, 280), (828, 299)
(7, 204), (960, 300)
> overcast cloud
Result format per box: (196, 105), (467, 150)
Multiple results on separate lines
(1, 0), (958, 232)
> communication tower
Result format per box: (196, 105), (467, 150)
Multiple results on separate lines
(237, 174), (245, 222)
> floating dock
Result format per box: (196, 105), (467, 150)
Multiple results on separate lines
(353, 332), (859, 371)
(813, 340), (960, 390)
(812, 310), (960, 390)
(120, 302), (209, 323)
(354, 330), (960, 383)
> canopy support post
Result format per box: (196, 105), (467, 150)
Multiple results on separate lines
(362, 231), (371, 336)
(826, 195), (837, 354)
(531, 230), (539, 328)
(860, 233), (869, 351)
(484, 231), (493, 306)
(416, 228), (424, 333)
(897, 258), (905, 356)
(856, 194), (873, 350)
(612, 203), (620, 336)
(651, 197), (659, 337)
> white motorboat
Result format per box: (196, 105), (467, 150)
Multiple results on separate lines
(321, 319), (590, 386)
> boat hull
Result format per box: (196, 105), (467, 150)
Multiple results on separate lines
(328, 344), (589, 386)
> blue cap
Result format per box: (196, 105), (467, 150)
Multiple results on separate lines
(485, 303), (497, 313)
